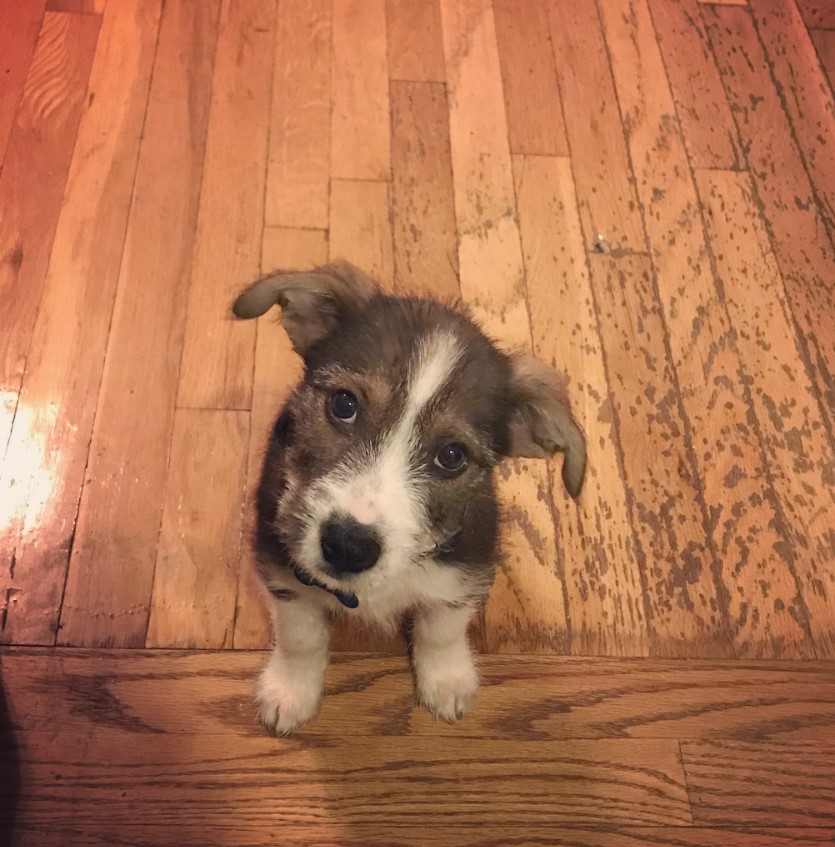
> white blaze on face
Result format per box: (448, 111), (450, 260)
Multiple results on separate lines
(299, 331), (463, 578)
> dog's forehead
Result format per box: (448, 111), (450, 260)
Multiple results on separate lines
(306, 295), (509, 390)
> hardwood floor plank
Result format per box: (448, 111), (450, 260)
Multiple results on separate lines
(57, 0), (221, 649)
(331, 0), (389, 180)
(0, 11), (100, 464)
(265, 0), (330, 229)
(5, 650), (835, 741)
(386, 0), (446, 82)
(600, 0), (809, 659)
(697, 170), (835, 657)
(46, 0), (106, 12)
(812, 28), (835, 90)
(589, 254), (732, 657)
(0, 0), (163, 645)
(682, 740), (835, 825)
(0, 0), (45, 169)
(493, 0), (569, 157)
(751, 0), (835, 242)
(547, 0), (644, 252)
(796, 1), (835, 30)
(705, 4), (835, 428)
(145, 410), (248, 648)
(329, 179), (394, 287)
(6, 825), (833, 847)
(513, 155), (648, 657)
(647, 0), (741, 169)
(175, 0), (275, 410)
(232, 227), (328, 649)
(440, 0), (569, 654)
(390, 80), (459, 299)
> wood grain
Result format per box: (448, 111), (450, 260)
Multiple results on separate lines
(697, 170), (835, 657)
(390, 80), (459, 299)
(0, 0), (45, 169)
(513, 155), (647, 657)
(647, 0), (740, 169)
(331, 0), (390, 180)
(329, 179), (394, 287)
(493, 0), (569, 156)
(6, 650), (835, 741)
(682, 740), (835, 825)
(0, 0), (163, 645)
(386, 0), (446, 82)
(232, 227), (328, 649)
(145, 409), (248, 648)
(46, 0), (106, 12)
(0, 10), (100, 464)
(589, 254), (732, 657)
(440, 0), (568, 653)
(705, 4), (835, 428)
(547, 0), (644, 252)
(751, 0), (835, 241)
(265, 0), (330, 229)
(175, 0), (275, 410)
(58, 0), (220, 649)
(812, 28), (835, 90)
(601, 0), (808, 659)
(5, 827), (833, 847)
(796, 0), (835, 30)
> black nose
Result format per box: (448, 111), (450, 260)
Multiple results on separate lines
(320, 516), (382, 574)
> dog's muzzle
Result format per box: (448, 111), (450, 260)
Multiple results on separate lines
(320, 515), (382, 574)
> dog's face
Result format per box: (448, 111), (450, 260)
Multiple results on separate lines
(235, 263), (585, 592)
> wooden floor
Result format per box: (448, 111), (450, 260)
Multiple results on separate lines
(2, 0), (835, 843)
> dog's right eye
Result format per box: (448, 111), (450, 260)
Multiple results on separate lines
(329, 389), (359, 423)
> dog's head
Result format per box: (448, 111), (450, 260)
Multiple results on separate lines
(234, 262), (585, 589)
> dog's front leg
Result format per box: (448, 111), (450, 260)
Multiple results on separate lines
(412, 603), (479, 722)
(256, 593), (330, 735)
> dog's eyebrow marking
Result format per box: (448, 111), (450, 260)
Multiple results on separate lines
(405, 331), (462, 422)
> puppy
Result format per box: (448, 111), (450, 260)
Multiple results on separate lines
(233, 262), (586, 735)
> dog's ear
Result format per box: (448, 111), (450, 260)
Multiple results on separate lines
(506, 351), (587, 498)
(232, 261), (378, 354)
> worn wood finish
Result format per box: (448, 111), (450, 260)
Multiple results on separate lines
(602, 0), (808, 659)
(58, 0), (220, 649)
(513, 155), (647, 657)
(45, 0), (106, 12)
(697, 170), (835, 656)
(145, 409), (249, 648)
(0, 0), (45, 169)
(493, 0), (569, 157)
(647, 0), (740, 169)
(265, 0), (330, 230)
(0, 0), (162, 645)
(812, 28), (835, 89)
(330, 0), (389, 180)
(386, 0), (446, 82)
(175, 0), (274, 410)
(548, 0), (644, 252)
(705, 4), (835, 429)
(0, 11), (100, 462)
(797, 0), (835, 30)
(750, 0), (835, 241)
(390, 80), (459, 299)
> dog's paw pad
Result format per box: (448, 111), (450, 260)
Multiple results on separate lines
(416, 658), (478, 722)
(255, 661), (322, 736)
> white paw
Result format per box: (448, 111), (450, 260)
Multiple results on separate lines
(415, 649), (479, 722)
(255, 657), (324, 736)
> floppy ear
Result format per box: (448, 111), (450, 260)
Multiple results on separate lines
(506, 351), (587, 498)
(232, 261), (378, 355)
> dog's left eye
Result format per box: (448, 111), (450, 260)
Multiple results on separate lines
(434, 442), (468, 474)
(329, 389), (359, 423)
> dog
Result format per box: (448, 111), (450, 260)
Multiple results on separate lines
(232, 262), (586, 734)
